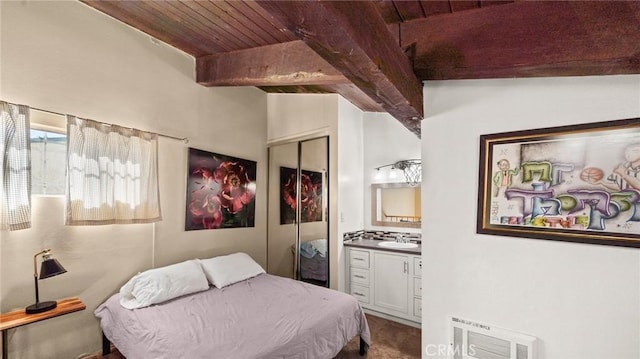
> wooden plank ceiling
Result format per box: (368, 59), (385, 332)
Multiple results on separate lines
(81, 0), (640, 136)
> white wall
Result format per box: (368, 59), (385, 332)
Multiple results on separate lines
(337, 96), (364, 291)
(267, 93), (337, 142)
(422, 75), (640, 359)
(363, 112), (421, 232)
(0, 2), (267, 358)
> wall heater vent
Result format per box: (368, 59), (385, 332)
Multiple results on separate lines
(449, 317), (536, 359)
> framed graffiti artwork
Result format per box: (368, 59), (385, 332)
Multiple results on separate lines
(477, 118), (640, 248)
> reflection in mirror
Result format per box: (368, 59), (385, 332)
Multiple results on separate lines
(267, 142), (297, 279)
(267, 136), (329, 288)
(299, 137), (329, 287)
(371, 183), (421, 228)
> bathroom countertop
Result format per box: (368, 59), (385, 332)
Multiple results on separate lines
(343, 238), (421, 255)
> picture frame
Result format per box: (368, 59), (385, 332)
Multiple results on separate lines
(185, 148), (256, 231)
(477, 117), (640, 248)
(280, 166), (324, 225)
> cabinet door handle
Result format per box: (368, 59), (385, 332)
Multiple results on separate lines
(354, 275), (365, 279)
(404, 261), (408, 273)
(354, 258), (364, 261)
(354, 292), (364, 297)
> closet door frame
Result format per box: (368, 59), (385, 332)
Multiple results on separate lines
(267, 135), (330, 287)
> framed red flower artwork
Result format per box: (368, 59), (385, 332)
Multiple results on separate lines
(186, 148), (256, 230)
(280, 167), (323, 224)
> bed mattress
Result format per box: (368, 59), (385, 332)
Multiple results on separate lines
(95, 273), (370, 359)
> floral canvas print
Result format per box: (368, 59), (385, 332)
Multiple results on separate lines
(280, 167), (323, 224)
(186, 148), (256, 230)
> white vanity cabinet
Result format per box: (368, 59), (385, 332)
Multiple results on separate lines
(346, 246), (421, 325)
(348, 249), (371, 304)
(412, 256), (422, 320)
(373, 252), (409, 314)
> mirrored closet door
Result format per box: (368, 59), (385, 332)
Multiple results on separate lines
(267, 136), (329, 287)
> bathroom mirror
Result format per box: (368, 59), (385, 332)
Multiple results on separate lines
(371, 183), (421, 228)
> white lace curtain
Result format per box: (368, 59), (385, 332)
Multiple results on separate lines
(0, 101), (31, 231)
(66, 116), (162, 225)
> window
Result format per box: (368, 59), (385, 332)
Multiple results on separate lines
(30, 128), (66, 195)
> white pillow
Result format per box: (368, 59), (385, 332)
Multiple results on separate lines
(198, 252), (265, 288)
(119, 259), (210, 309)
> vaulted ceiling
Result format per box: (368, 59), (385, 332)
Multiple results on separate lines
(82, 1), (640, 136)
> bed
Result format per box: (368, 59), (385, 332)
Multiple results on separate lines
(95, 254), (370, 359)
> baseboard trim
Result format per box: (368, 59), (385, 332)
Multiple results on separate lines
(362, 308), (421, 329)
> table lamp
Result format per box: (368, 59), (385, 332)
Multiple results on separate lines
(26, 249), (67, 314)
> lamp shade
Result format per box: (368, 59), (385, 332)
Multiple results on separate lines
(39, 257), (67, 279)
(26, 250), (67, 314)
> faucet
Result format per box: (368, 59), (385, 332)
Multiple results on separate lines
(395, 234), (406, 243)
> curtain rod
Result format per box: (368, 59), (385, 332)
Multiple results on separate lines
(30, 106), (189, 144)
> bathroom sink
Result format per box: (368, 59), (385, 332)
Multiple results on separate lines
(378, 241), (419, 249)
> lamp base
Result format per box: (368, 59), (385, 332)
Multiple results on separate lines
(25, 300), (57, 314)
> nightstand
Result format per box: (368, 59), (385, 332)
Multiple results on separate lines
(0, 297), (86, 359)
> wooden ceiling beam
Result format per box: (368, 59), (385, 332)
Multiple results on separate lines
(196, 41), (349, 86)
(401, 1), (640, 80)
(197, 41), (383, 113)
(260, 84), (386, 113)
(255, 0), (423, 136)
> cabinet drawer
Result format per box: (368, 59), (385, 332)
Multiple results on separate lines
(413, 297), (422, 318)
(349, 250), (370, 269)
(413, 277), (422, 297)
(350, 267), (370, 286)
(350, 284), (370, 304)
(413, 257), (422, 277)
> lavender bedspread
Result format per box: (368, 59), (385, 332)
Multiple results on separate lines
(95, 273), (370, 359)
